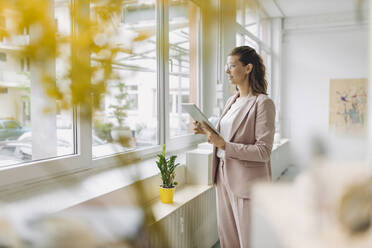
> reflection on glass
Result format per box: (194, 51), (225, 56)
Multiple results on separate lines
(0, 1), (75, 168)
(92, 0), (158, 157)
(169, 0), (200, 138)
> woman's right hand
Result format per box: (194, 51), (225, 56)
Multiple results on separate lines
(193, 121), (206, 135)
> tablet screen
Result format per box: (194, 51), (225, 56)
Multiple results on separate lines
(182, 103), (219, 135)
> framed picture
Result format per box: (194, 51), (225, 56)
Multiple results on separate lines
(329, 78), (367, 135)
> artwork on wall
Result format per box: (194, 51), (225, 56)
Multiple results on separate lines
(329, 78), (367, 135)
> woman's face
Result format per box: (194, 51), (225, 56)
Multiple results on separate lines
(225, 55), (252, 86)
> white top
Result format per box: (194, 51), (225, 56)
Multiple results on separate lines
(217, 96), (248, 159)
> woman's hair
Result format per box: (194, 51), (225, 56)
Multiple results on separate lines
(229, 46), (267, 95)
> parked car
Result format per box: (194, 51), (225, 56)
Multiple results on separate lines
(0, 120), (30, 141)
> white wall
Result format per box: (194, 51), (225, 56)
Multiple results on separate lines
(282, 17), (368, 168)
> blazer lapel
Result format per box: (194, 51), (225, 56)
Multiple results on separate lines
(216, 93), (240, 132)
(228, 95), (257, 141)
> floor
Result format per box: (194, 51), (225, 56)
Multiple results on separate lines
(211, 164), (301, 248)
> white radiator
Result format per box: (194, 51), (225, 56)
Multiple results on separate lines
(149, 187), (218, 248)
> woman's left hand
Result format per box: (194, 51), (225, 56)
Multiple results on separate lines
(201, 121), (226, 150)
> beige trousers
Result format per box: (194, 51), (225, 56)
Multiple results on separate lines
(216, 159), (251, 248)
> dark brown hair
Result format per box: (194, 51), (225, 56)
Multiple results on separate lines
(229, 46), (267, 95)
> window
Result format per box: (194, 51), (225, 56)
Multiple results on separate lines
(168, 0), (200, 138)
(92, 0), (158, 157)
(236, 0), (259, 36)
(234, 0), (276, 132)
(234, 0), (272, 96)
(0, 0), (76, 168)
(261, 50), (272, 96)
(0, 0), (203, 186)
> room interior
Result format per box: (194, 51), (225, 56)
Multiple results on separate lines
(0, 0), (370, 247)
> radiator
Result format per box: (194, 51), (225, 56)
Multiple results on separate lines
(149, 187), (218, 248)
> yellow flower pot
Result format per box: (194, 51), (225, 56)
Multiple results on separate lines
(159, 187), (175, 204)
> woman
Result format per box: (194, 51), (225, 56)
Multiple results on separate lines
(193, 46), (275, 248)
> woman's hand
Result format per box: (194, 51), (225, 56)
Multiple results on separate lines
(201, 121), (226, 150)
(193, 121), (207, 135)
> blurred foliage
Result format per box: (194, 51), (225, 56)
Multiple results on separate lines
(0, 0), (149, 113)
(0, 1), (168, 247)
(339, 179), (372, 236)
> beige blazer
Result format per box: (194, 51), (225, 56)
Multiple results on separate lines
(212, 93), (276, 198)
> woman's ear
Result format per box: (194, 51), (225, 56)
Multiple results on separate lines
(246, 63), (253, 74)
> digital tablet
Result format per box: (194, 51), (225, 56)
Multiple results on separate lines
(182, 103), (220, 135)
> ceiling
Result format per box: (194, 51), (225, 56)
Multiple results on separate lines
(260, 0), (370, 18)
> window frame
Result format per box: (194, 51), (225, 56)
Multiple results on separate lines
(0, 0), (205, 188)
(234, 2), (273, 98)
(233, 0), (279, 135)
(166, 0), (204, 145)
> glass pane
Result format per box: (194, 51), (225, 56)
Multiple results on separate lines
(260, 12), (270, 46)
(92, 0), (158, 157)
(169, 0), (200, 138)
(236, 33), (244, 46)
(236, 0), (244, 25)
(261, 50), (272, 97)
(245, 1), (258, 36)
(0, 1), (75, 168)
(244, 35), (258, 51)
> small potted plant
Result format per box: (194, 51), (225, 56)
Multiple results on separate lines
(156, 144), (180, 204)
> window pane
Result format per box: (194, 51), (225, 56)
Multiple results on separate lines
(260, 13), (270, 46)
(245, 1), (258, 36)
(260, 50), (272, 96)
(236, 33), (244, 46)
(92, 0), (158, 157)
(244, 35), (258, 51)
(245, 11), (258, 36)
(169, 0), (200, 138)
(236, 0), (245, 25)
(0, 1), (75, 168)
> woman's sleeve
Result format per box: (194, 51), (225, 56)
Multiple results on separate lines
(224, 98), (276, 162)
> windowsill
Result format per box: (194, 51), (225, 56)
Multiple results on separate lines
(0, 146), (194, 216)
(0, 138), (289, 218)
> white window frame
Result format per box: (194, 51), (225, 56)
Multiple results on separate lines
(233, 0), (280, 135)
(166, 0), (205, 150)
(0, 0), (205, 189)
